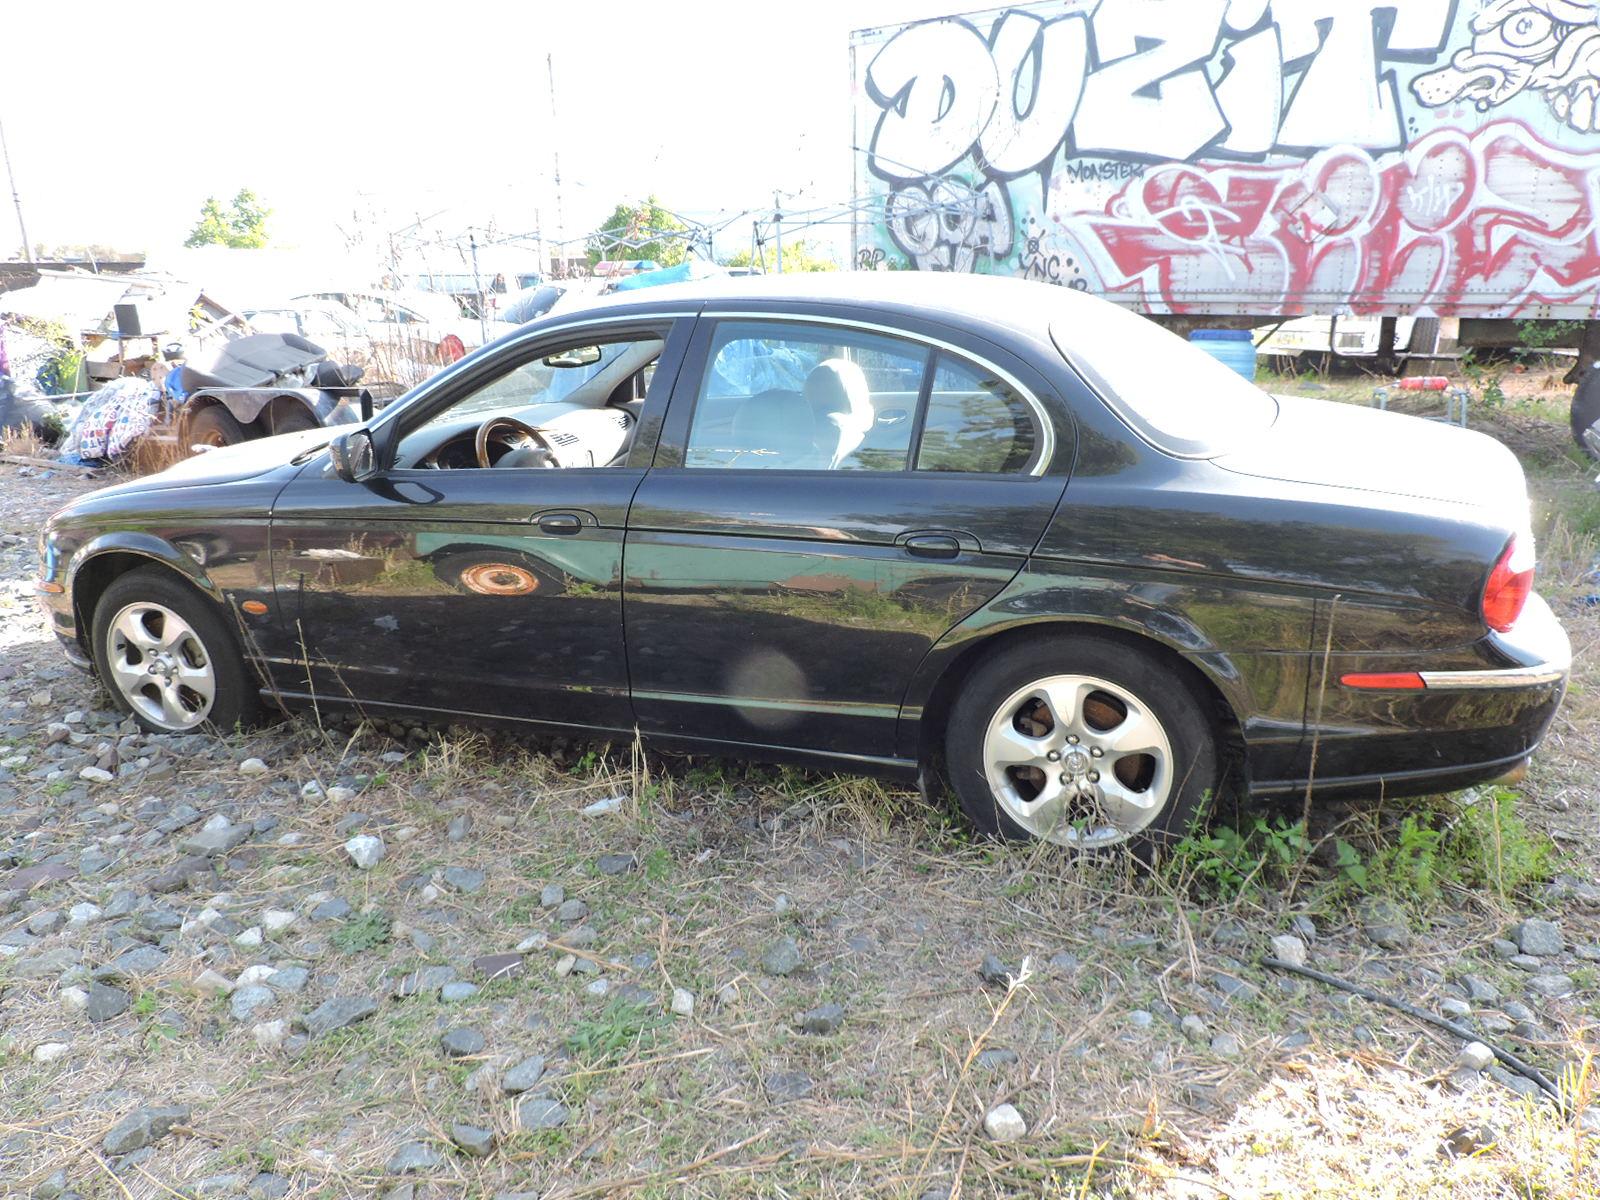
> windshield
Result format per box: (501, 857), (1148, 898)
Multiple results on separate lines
(1051, 306), (1277, 458)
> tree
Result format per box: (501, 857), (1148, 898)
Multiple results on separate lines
(185, 188), (271, 249)
(586, 196), (689, 267)
(722, 237), (838, 273)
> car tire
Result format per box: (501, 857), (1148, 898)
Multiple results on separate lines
(1572, 368), (1600, 459)
(91, 567), (259, 734)
(943, 633), (1218, 856)
(188, 403), (249, 449)
(270, 405), (321, 436)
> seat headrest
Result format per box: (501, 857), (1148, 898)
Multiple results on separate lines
(803, 358), (874, 434)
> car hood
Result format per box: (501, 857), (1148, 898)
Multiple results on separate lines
(1213, 395), (1529, 517)
(87, 428), (328, 499)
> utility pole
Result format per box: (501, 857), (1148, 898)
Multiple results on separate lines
(0, 114), (33, 263)
(773, 192), (783, 274)
(547, 54), (566, 278)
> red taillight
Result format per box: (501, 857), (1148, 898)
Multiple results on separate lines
(1482, 535), (1535, 633)
(1340, 672), (1426, 690)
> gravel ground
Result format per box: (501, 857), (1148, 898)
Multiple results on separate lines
(1, 455), (1597, 1199)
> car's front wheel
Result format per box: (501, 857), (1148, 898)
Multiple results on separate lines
(91, 567), (258, 734)
(944, 634), (1218, 854)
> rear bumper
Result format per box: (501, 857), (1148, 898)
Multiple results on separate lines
(1256, 592), (1569, 800)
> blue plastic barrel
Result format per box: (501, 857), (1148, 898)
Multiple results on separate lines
(1189, 329), (1257, 381)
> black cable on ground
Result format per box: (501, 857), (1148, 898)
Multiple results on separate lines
(1259, 955), (1563, 1105)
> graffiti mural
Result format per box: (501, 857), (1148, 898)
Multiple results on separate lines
(850, 0), (1600, 317)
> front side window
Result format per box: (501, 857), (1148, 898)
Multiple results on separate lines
(392, 335), (662, 470)
(684, 321), (929, 471)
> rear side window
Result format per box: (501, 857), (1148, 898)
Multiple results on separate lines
(916, 355), (1040, 474)
(686, 321), (930, 471)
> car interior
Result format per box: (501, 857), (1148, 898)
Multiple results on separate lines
(394, 336), (663, 470)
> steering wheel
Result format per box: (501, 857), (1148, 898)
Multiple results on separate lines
(474, 416), (559, 468)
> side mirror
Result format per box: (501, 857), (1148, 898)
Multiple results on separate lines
(329, 429), (379, 482)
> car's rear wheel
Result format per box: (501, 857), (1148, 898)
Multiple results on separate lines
(944, 634), (1217, 854)
(187, 403), (249, 449)
(270, 404), (320, 436)
(91, 568), (257, 734)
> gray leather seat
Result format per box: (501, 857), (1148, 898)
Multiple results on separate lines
(803, 359), (875, 468)
(730, 388), (817, 467)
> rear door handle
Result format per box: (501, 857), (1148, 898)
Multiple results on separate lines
(537, 513), (583, 535)
(903, 534), (961, 560)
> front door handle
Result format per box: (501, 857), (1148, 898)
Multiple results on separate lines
(537, 513), (583, 535)
(903, 534), (961, 560)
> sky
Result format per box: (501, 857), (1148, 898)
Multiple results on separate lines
(2, 0), (951, 273)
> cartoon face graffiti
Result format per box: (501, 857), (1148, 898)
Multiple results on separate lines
(1412, 0), (1600, 131)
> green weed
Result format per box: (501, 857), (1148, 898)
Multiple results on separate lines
(330, 910), (392, 955)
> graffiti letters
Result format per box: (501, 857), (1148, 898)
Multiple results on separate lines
(1413, 0), (1600, 133)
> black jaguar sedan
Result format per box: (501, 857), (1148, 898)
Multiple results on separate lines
(35, 275), (1570, 851)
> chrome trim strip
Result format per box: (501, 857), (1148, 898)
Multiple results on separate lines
(705, 310), (1057, 477)
(1418, 665), (1568, 690)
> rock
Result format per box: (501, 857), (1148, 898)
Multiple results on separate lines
(33, 1042), (70, 1063)
(1127, 1010), (1154, 1029)
(60, 985), (90, 1015)
(582, 795), (625, 815)
(1457, 1042), (1495, 1072)
(247, 1172), (291, 1200)
(96, 944), (167, 980)
(1048, 951), (1079, 974)
(27, 909), (63, 936)
(253, 1019), (290, 1050)
(795, 1002), (845, 1035)
(762, 936), (803, 977)
(596, 853), (635, 876)
(670, 987), (694, 1017)
(386, 1142), (442, 1174)
(976, 1047), (1020, 1069)
(239, 757), (270, 776)
(540, 883), (565, 908)
(1269, 934), (1308, 968)
(440, 1027), (485, 1058)
(763, 1070), (814, 1104)
(1210, 1032), (1242, 1057)
(1290, 914), (1318, 940)
(262, 909), (297, 933)
(554, 954), (577, 978)
(180, 822), (250, 857)
(565, 924), (597, 949)
(1509, 954), (1542, 972)
(1512, 918), (1564, 958)
(237, 965), (278, 988)
(235, 927), (263, 948)
(85, 982), (130, 1023)
(304, 995), (379, 1037)
(450, 1123), (495, 1158)
(441, 981), (478, 1003)
(230, 985), (274, 1022)
(473, 953), (523, 980)
(1181, 1014), (1209, 1042)
(1491, 938), (1519, 959)
(1360, 898), (1409, 949)
(442, 866), (485, 894)
(79, 766), (113, 784)
(555, 897), (588, 923)
(984, 1103), (1027, 1142)
(978, 954), (1014, 987)
(1461, 975), (1500, 1004)
(268, 966), (309, 994)
(517, 1097), (570, 1130)
(502, 1055), (546, 1094)
(392, 965), (458, 999)
(446, 814), (471, 842)
(67, 901), (102, 926)
(311, 897), (352, 921)
(585, 978), (611, 998)
(1440, 998), (1473, 1020)
(773, 893), (793, 914)
(1441, 1123), (1500, 1159)
(1527, 973), (1575, 998)
(344, 835), (385, 870)
(103, 1104), (191, 1155)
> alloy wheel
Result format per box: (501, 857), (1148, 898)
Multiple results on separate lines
(103, 602), (218, 731)
(981, 674), (1174, 848)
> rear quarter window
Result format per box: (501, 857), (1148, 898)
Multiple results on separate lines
(916, 355), (1040, 474)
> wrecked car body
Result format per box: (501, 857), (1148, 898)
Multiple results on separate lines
(176, 332), (374, 449)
